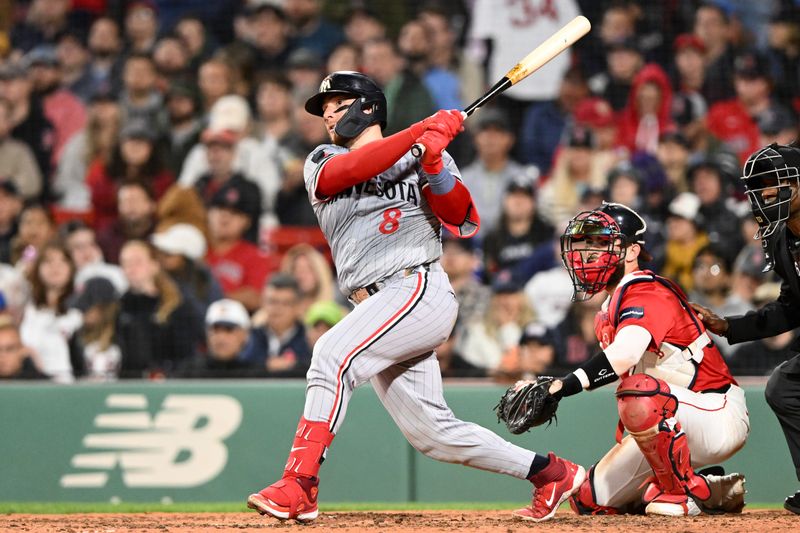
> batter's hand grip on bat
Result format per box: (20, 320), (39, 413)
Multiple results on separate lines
(411, 111), (469, 158)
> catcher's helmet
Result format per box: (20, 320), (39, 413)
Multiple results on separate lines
(560, 202), (647, 301)
(741, 143), (800, 239)
(304, 71), (387, 140)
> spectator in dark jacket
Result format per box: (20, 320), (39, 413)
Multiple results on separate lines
(117, 240), (201, 378)
(241, 273), (311, 377)
(0, 318), (47, 380)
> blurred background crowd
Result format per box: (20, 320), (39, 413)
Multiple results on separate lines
(0, 0), (797, 383)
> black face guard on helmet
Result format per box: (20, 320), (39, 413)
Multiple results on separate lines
(304, 71), (387, 141)
(742, 143), (800, 239)
(560, 202), (647, 301)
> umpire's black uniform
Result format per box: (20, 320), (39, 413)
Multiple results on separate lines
(725, 227), (800, 489)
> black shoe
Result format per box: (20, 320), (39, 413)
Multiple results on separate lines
(785, 490), (800, 515)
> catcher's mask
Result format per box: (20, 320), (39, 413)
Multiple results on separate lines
(742, 143), (800, 239)
(561, 202), (647, 301)
(304, 71), (387, 141)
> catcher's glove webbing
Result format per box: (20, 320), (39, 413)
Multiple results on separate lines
(494, 377), (560, 434)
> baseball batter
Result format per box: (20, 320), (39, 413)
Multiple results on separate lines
(552, 203), (749, 517)
(247, 71), (584, 523)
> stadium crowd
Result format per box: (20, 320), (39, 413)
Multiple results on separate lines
(0, 0), (798, 382)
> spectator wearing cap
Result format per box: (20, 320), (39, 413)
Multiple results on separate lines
(179, 299), (261, 379)
(689, 155), (743, 262)
(242, 273), (312, 377)
(419, 5), (484, 110)
(151, 223), (223, 320)
(440, 233), (491, 333)
(165, 81), (202, 176)
(483, 177), (554, 285)
(285, 48), (325, 95)
(456, 279), (533, 374)
(727, 282), (795, 375)
(86, 118), (174, 232)
(687, 244), (753, 356)
(206, 180), (271, 312)
(362, 37), (436, 136)
(765, 9), (800, 110)
(10, 0), (74, 53)
(304, 300), (345, 352)
(574, 97), (619, 153)
(86, 17), (125, 96)
(120, 53), (166, 137)
(61, 220), (127, 295)
(587, 37), (644, 112)
(0, 182), (22, 264)
(694, 3), (737, 104)
(538, 123), (609, 227)
(25, 44), (88, 168)
(0, 63), (56, 185)
(658, 192), (709, 291)
(20, 240), (81, 383)
(280, 243), (336, 318)
(284, 0), (344, 60)
(673, 34), (707, 97)
(0, 318), (47, 380)
(56, 31), (94, 103)
(117, 239), (201, 378)
(758, 106), (799, 147)
(0, 98), (42, 200)
(124, 1), (159, 55)
(96, 181), (157, 264)
(668, 92), (726, 166)
(519, 66), (589, 173)
(707, 49), (794, 164)
(69, 276), (122, 381)
(461, 110), (528, 233)
(179, 95), (281, 226)
(195, 128), (263, 242)
(53, 91), (120, 212)
(616, 63), (674, 155)
(500, 322), (556, 381)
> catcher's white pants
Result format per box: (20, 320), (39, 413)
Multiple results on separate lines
(591, 384), (750, 508)
(303, 267), (537, 479)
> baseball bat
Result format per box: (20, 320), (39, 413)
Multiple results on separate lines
(411, 15), (592, 158)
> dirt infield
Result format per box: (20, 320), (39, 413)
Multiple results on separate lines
(0, 509), (794, 532)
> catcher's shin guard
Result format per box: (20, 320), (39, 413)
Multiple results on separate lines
(616, 375), (710, 505)
(248, 417), (335, 521)
(568, 468), (621, 515)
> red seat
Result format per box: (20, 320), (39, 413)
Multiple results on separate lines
(260, 226), (332, 267)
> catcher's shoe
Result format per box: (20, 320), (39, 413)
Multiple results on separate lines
(247, 475), (319, 522)
(513, 454), (586, 522)
(785, 490), (800, 515)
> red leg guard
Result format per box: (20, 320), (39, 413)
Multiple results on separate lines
(617, 375), (710, 502)
(283, 417), (335, 479)
(568, 468), (621, 515)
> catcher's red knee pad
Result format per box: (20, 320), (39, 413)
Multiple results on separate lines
(569, 469), (621, 516)
(283, 417), (335, 479)
(616, 374), (677, 433)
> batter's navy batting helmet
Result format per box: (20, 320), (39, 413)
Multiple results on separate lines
(741, 143), (800, 239)
(304, 71), (387, 139)
(561, 202), (647, 300)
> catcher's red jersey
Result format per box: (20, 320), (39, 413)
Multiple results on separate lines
(596, 271), (736, 392)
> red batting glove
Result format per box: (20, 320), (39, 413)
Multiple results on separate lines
(417, 129), (450, 174)
(409, 110), (465, 139)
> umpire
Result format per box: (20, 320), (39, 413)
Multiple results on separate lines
(691, 142), (800, 514)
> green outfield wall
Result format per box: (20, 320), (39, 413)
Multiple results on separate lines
(0, 381), (793, 504)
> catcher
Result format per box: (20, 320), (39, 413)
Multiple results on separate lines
(497, 202), (749, 518)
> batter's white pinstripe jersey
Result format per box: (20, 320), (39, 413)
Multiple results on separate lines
(303, 144), (459, 294)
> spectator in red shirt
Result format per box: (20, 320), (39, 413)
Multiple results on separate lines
(706, 50), (793, 164)
(206, 179), (271, 312)
(616, 63), (674, 156)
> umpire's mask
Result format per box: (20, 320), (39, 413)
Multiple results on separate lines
(742, 144), (800, 239)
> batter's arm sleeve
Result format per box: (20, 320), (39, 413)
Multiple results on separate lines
(726, 279), (800, 344)
(421, 152), (480, 238)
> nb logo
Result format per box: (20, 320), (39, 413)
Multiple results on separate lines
(319, 77), (332, 92)
(60, 394), (242, 488)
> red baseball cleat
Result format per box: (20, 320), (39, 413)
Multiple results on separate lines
(247, 476), (319, 522)
(513, 454), (586, 522)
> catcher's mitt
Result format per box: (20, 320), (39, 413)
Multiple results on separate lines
(494, 377), (560, 434)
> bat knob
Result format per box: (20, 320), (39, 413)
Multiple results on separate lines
(411, 143), (425, 158)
